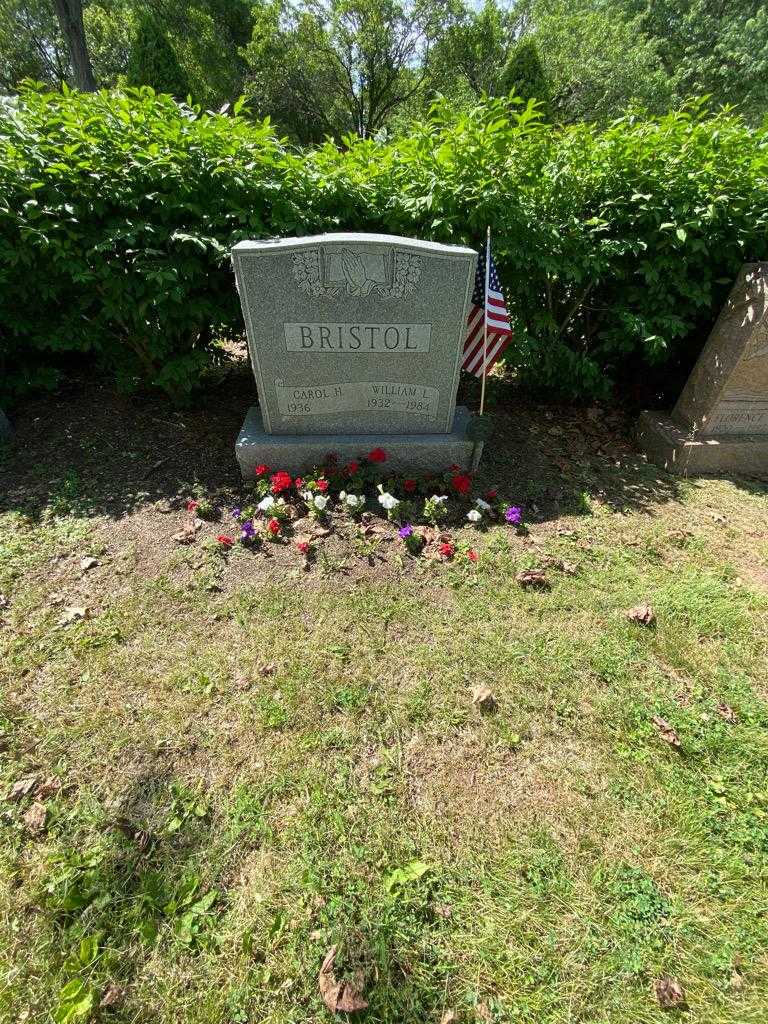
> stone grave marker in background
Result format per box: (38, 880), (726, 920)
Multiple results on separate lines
(638, 263), (768, 477)
(232, 233), (479, 474)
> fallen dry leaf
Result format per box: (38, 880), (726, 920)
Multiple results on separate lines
(23, 801), (47, 834)
(172, 522), (198, 545)
(434, 903), (453, 919)
(471, 685), (497, 712)
(310, 525), (332, 538)
(318, 946), (368, 1014)
(7, 776), (38, 801)
(80, 556), (99, 571)
(260, 663), (277, 677)
(36, 776), (62, 800)
(58, 606), (90, 626)
(556, 559), (579, 575)
(626, 603), (656, 626)
(516, 568), (549, 589)
(716, 703), (737, 724)
(729, 969), (744, 992)
(441, 1012), (458, 1024)
(652, 715), (681, 749)
(654, 975), (686, 1010)
(113, 817), (153, 855)
(99, 982), (124, 1009)
(0, 594), (8, 608)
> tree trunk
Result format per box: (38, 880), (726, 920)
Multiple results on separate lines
(53, 0), (97, 91)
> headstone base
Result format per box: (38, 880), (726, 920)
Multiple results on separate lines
(236, 405), (482, 477)
(637, 411), (768, 478)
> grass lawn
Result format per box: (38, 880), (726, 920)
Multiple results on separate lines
(1, 377), (767, 1023)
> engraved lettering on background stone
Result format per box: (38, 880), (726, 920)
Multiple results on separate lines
(292, 247), (422, 300)
(284, 322), (431, 352)
(275, 380), (439, 419)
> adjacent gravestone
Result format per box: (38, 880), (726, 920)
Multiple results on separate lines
(232, 233), (479, 474)
(638, 263), (768, 477)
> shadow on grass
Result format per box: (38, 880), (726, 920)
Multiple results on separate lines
(0, 366), (691, 526)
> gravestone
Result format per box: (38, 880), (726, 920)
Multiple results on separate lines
(638, 263), (768, 477)
(232, 233), (479, 475)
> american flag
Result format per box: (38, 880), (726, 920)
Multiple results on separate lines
(462, 243), (512, 377)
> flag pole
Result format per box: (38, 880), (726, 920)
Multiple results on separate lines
(479, 225), (491, 417)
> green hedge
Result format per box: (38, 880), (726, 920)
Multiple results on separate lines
(2, 86), (767, 405)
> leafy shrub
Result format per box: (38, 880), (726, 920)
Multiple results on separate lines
(1, 86), (767, 405)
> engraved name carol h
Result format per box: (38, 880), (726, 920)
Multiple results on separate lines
(284, 323), (431, 353)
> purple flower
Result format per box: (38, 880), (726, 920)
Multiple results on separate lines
(505, 505), (522, 525)
(240, 519), (256, 540)
(232, 506), (242, 521)
(398, 523), (414, 539)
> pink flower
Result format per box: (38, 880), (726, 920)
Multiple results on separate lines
(316, 478), (329, 492)
(467, 549), (478, 562)
(217, 534), (234, 547)
(296, 540), (310, 555)
(255, 464), (270, 477)
(267, 518), (280, 536)
(186, 499), (199, 512)
(439, 542), (454, 559)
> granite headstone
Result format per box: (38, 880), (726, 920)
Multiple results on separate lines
(638, 263), (768, 477)
(232, 233), (480, 474)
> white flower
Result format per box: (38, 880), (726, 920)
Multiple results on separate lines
(475, 498), (492, 511)
(430, 494), (448, 504)
(467, 509), (483, 522)
(345, 493), (365, 508)
(257, 495), (275, 512)
(378, 492), (400, 511)
(300, 489), (313, 501)
(313, 494), (330, 511)
(339, 490), (347, 500)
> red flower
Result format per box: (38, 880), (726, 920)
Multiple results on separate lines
(296, 540), (310, 555)
(316, 478), (329, 492)
(255, 464), (270, 477)
(186, 499), (199, 512)
(403, 478), (417, 493)
(485, 489), (498, 501)
(467, 548), (478, 562)
(448, 464), (460, 473)
(439, 542), (455, 559)
(451, 473), (472, 495)
(294, 477), (304, 489)
(344, 461), (359, 475)
(368, 447), (387, 463)
(270, 470), (293, 494)
(267, 518), (280, 536)
(217, 534), (234, 547)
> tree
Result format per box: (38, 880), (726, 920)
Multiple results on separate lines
(429, 0), (520, 102)
(243, 0), (462, 143)
(126, 7), (189, 97)
(0, 0), (69, 90)
(528, 0), (672, 123)
(623, 0), (768, 122)
(500, 36), (549, 116)
(53, 0), (97, 89)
